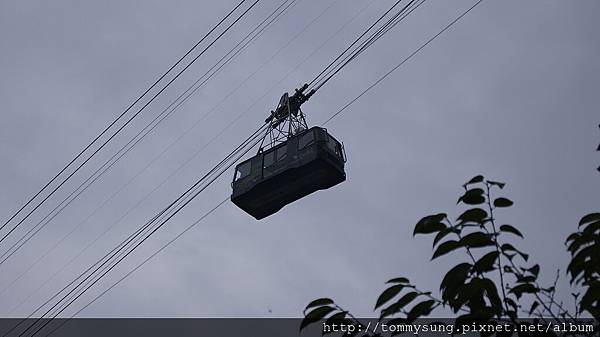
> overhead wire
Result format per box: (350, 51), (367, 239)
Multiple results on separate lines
(48, 0), (488, 329)
(306, 0), (411, 89)
(5, 123), (267, 337)
(0, 0), (292, 268)
(5, 0), (485, 334)
(33, 0), (486, 326)
(42, 136), (256, 323)
(44, 197), (229, 337)
(4, 0), (414, 326)
(309, 0), (426, 92)
(5, 0), (348, 315)
(0, 0), (250, 246)
(57, 0), (487, 324)
(323, 0), (485, 125)
(311, 0), (425, 91)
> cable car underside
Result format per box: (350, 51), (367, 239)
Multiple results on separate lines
(231, 85), (346, 220)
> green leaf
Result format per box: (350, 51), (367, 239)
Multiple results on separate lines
(500, 224), (523, 238)
(386, 277), (410, 285)
(473, 251), (499, 274)
(464, 175), (484, 186)
(579, 284), (600, 317)
(509, 284), (538, 299)
(504, 298), (518, 312)
(458, 188), (485, 205)
(582, 220), (600, 235)
(300, 306), (336, 331)
(440, 263), (472, 299)
(432, 240), (462, 260)
(413, 213), (447, 236)
(406, 300), (436, 322)
(457, 208), (488, 224)
(567, 233), (595, 254)
(305, 298), (334, 312)
(432, 228), (455, 248)
(501, 243), (529, 261)
(380, 291), (420, 319)
(567, 245), (597, 284)
(579, 213), (600, 227)
(526, 264), (540, 277)
(565, 232), (580, 243)
(375, 284), (405, 310)
(517, 275), (537, 283)
(479, 278), (503, 314)
(503, 252), (516, 262)
(493, 197), (513, 208)
(487, 180), (506, 189)
(460, 232), (495, 248)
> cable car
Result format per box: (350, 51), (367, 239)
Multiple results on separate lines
(230, 85), (347, 219)
(231, 126), (346, 219)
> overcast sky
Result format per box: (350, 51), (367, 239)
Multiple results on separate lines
(0, 0), (598, 319)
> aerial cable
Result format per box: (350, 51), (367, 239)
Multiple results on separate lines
(312, 0), (425, 91)
(44, 143), (249, 321)
(0, 0), (250, 243)
(5, 123), (267, 337)
(8, 0), (376, 322)
(32, 143), (246, 336)
(310, 0), (424, 92)
(43, 143), (246, 322)
(4, 0), (343, 312)
(0, 0), (261, 249)
(0, 0), (291, 268)
(0, 0), (262, 253)
(22, 130), (265, 337)
(307, 0), (410, 90)
(27, 1), (486, 333)
(323, 0), (485, 125)
(6, 124), (264, 336)
(45, 198), (229, 337)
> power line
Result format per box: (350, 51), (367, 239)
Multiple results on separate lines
(310, 0), (427, 92)
(55, 0), (487, 330)
(5, 0), (351, 315)
(5, 0), (485, 333)
(312, 0), (425, 92)
(307, 0), (411, 89)
(323, 0), (485, 125)
(36, 130), (264, 337)
(0, 0), (292, 268)
(44, 197), (228, 337)
(5, 123), (267, 337)
(38, 0), (487, 330)
(0, 0), (262, 260)
(0, 0), (249, 244)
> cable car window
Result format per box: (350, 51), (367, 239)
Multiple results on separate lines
(327, 136), (337, 154)
(298, 131), (314, 149)
(235, 161), (252, 181)
(327, 136), (341, 157)
(276, 146), (287, 161)
(263, 150), (275, 168)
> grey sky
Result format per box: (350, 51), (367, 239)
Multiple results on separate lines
(0, 0), (598, 318)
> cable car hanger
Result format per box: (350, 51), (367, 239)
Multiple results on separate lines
(258, 83), (314, 153)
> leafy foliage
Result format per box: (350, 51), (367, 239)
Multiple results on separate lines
(566, 213), (600, 319)
(302, 176), (600, 335)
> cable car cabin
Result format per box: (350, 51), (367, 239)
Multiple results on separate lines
(231, 126), (346, 220)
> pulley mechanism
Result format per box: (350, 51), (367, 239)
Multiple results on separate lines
(258, 84), (315, 153)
